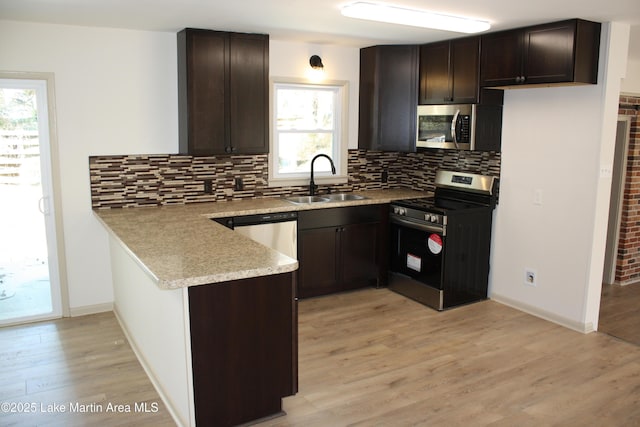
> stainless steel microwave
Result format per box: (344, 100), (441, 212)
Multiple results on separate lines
(417, 104), (476, 150)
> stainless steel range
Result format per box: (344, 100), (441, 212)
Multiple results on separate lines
(389, 170), (498, 310)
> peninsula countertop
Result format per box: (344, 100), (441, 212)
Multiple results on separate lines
(94, 189), (428, 289)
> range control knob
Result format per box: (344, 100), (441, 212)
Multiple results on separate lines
(425, 214), (438, 223)
(393, 207), (406, 215)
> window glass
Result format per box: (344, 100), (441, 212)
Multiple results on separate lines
(271, 81), (345, 182)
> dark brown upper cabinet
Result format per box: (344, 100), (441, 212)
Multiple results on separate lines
(178, 29), (269, 156)
(420, 36), (483, 104)
(358, 45), (419, 153)
(480, 19), (601, 88)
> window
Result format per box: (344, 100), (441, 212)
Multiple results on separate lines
(269, 78), (348, 186)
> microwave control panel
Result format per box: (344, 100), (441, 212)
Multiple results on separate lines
(457, 115), (471, 143)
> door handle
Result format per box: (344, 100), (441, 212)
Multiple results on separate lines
(451, 109), (460, 149)
(38, 196), (49, 215)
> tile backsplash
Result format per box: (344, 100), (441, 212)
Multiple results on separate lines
(89, 149), (501, 209)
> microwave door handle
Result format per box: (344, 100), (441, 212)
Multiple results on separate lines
(451, 109), (460, 149)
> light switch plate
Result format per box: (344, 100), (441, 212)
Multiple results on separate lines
(533, 189), (543, 206)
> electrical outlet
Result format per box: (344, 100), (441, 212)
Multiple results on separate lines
(203, 179), (213, 194)
(381, 169), (388, 183)
(234, 177), (244, 191)
(600, 165), (613, 178)
(524, 268), (537, 286)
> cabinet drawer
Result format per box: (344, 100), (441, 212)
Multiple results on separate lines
(298, 205), (384, 230)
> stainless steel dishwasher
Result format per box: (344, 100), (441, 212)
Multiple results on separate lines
(215, 212), (298, 259)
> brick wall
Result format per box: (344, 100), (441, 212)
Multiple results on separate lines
(616, 95), (640, 284)
(89, 149), (500, 209)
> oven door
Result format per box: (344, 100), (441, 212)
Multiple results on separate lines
(389, 216), (445, 289)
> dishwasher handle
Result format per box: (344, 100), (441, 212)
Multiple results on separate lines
(224, 211), (298, 228)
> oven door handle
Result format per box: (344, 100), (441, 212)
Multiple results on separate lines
(390, 216), (445, 235)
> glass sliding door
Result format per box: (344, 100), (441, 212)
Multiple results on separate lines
(0, 78), (63, 325)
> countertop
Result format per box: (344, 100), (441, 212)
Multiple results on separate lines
(94, 189), (428, 290)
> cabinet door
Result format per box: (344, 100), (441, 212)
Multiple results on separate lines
(339, 222), (379, 289)
(522, 21), (575, 85)
(450, 37), (480, 103)
(480, 29), (523, 87)
(178, 29), (269, 156)
(358, 45), (418, 152)
(229, 33), (269, 154)
(419, 41), (451, 104)
(188, 272), (296, 426)
(376, 45), (418, 152)
(297, 227), (339, 298)
(179, 29), (227, 156)
(481, 19), (600, 88)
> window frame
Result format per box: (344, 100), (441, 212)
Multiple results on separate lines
(268, 77), (349, 188)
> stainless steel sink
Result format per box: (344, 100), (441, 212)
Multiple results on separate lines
(284, 195), (330, 204)
(283, 193), (368, 204)
(324, 193), (368, 201)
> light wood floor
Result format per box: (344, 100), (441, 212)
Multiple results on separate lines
(260, 289), (640, 427)
(599, 283), (640, 346)
(2, 289), (640, 426)
(0, 311), (175, 426)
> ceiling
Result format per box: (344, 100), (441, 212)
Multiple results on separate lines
(1, 0), (639, 55)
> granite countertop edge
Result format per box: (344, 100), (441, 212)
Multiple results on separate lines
(94, 189), (428, 290)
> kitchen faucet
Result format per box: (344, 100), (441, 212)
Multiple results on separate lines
(309, 154), (336, 196)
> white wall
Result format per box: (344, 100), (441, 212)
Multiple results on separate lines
(0, 21), (362, 314)
(110, 236), (193, 426)
(621, 25), (640, 94)
(622, 57), (640, 93)
(0, 21), (179, 312)
(269, 39), (360, 149)
(489, 23), (631, 332)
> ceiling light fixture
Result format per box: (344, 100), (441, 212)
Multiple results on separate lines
(340, 2), (491, 34)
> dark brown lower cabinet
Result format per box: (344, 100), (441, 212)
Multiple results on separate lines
(188, 272), (297, 427)
(297, 205), (388, 298)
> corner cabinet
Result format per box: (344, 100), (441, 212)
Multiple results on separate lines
(178, 28), (269, 156)
(480, 19), (601, 88)
(358, 45), (418, 152)
(297, 205), (388, 299)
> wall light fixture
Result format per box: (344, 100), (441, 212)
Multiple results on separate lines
(309, 55), (324, 70)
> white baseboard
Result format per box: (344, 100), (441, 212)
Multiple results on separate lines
(491, 294), (595, 334)
(617, 280), (640, 287)
(113, 305), (186, 427)
(68, 302), (113, 317)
